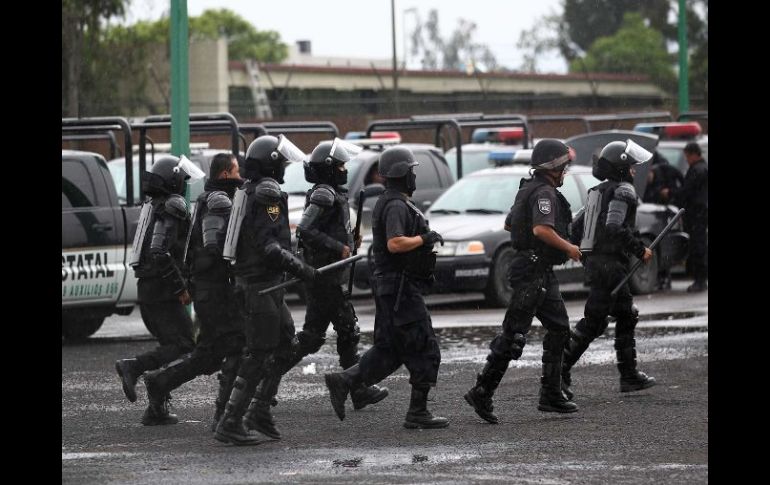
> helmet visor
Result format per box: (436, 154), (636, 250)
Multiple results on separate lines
(276, 134), (307, 163)
(329, 137), (363, 163)
(624, 139), (653, 164)
(175, 155), (206, 180)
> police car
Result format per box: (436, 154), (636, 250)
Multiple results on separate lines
(443, 126), (529, 179)
(633, 121), (708, 174)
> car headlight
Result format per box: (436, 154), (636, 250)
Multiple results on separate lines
(435, 240), (485, 257)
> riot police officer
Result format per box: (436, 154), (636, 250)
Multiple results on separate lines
(670, 142), (708, 292)
(242, 139), (388, 439)
(562, 139), (656, 402)
(214, 135), (320, 445)
(464, 139), (581, 423)
(324, 146), (448, 429)
(142, 153), (246, 428)
(115, 155), (202, 424)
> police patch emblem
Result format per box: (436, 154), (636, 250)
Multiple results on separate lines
(538, 198), (552, 214)
(267, 205), (280, 222)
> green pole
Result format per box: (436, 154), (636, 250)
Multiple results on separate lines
(677, 0), (689, 113)
(170, 0), (192, 317)
(170, 0), (190, 159)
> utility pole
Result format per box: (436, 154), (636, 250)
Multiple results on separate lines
(677, 0), (689, 113)
(391, 0), (400, 116)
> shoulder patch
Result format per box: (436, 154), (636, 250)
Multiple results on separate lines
(537, 198), (552, 214)
(310, 185), (335, 207)
(164, 194), (188, 220)
(266, 204), (281, 222)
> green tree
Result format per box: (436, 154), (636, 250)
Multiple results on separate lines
(190, 8), (287, 63)
(570, 13), (676, 90)
(62, 0), (127, 116)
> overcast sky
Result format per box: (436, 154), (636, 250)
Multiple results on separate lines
(124, 0), (568, 73)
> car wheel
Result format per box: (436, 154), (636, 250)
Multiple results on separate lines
(484, 246), (515, 307)
(629, 237), (659, 295)
(62, 315), (105, 340)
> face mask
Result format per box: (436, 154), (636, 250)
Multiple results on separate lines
(406, 170), (417, 193)
(333, 168), (348, 186)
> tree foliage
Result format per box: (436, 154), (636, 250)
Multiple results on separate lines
(570, 13), (676, 90)
(409, 9), (497, 72)
(62, 6), (288, 116)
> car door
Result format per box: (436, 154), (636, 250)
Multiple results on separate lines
(412, 151), (446, 213)
(62, 154), (123, 306)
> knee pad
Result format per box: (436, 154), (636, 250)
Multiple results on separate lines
(336, 324), (361, 349)
(577, 316), (609, 340)
(239, 351), (271, 378)
(489, 332), (527, 361)
(297, 330), (325, 355)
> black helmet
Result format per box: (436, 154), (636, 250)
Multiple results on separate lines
(379, 146), (418, 178)
(243, 134), (307, 184)
(594, 139), (652, 181)
(531, 139), (571, 170)
(141, 155), (187, 196)
(304, 140), (343, 185)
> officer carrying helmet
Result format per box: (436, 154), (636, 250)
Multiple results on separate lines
(465, 138), (581, 423)
(565, 139), (656, 403)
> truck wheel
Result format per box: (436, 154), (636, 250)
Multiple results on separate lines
(484, 246), (515, 307)
(629, 237), (659, 295)
(62, 315), (105, 340)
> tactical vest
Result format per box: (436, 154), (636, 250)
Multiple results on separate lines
(300, 184), (353, 268)
(592, 180), (638, 255)
(507, 177), (572, 266)
(232, 182), (291, 279)
(371, 190), (434, 278)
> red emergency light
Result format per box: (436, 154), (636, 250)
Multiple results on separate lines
(371, 131), (401, 140)
(633, 122), (702, 139)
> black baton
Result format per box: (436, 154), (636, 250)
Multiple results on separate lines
(257, 253), (365, 296)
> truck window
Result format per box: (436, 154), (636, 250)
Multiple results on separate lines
(413, 153), (441, 189)
(62, 159), (98, 208)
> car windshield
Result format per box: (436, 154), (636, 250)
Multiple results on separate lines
(445, 149), (499, 179)
(658, 145), (708, 174)
(429, 173), (524, 214)
(280, 156), (365, 194)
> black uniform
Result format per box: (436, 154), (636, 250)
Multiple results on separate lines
(295, 184), (359, 367)
(357, 189), (441, 387)
(132, 194), (195, 375)
(466, 172), (576, 420)
(673, 159), (708, 286)
(563, 180), (655, 397)
(642, 151), (684, 205)
(143, 178), (246, 427)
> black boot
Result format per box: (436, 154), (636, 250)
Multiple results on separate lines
(561, 327), (593, 401)
(538, 331), (578, 413)
(141, 392), (178, 426)
(345, 365), (389, 410)
(214, 376), (267, 446)
(211, 372), (235, 433)
(243, 372), (282, 439)
(463, 358), (508, 424)
(616, 340), (656, 392)
(115, 358), (144, 403)
(404, 385), (449, 429)
(324, 371), (353, 421)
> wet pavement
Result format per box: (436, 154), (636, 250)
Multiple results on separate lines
(63, 293), (708, 484)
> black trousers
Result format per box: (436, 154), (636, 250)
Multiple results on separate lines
(578, 255), (637, 340)
(684, 209), (708, 281)
(299, 275), (360, 369)
(486, 254), (570, 366)
(136, 300), (195, 371)
(359, 276), (441, 387)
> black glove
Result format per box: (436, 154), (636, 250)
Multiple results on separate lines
(421, 230), (444, 246)
(298, 264), (321, 283)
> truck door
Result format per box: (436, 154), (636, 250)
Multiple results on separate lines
(61, 154), (122, 306)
